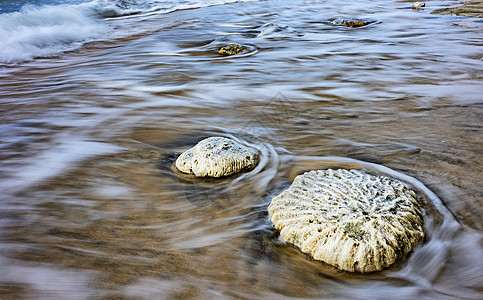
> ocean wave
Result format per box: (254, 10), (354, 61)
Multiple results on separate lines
(94, 0), (261, 18)
(0, 0), (261, 64)
(0, 1), (105, 64)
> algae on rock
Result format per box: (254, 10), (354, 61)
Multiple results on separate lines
(219, 44), (243, 56)
(268, 169), (425, 273)
(331, 19), (376, 27)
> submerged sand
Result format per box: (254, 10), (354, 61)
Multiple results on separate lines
(432, 0), (483, 18)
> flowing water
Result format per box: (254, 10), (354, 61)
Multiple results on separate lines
(0, 0), (482, 299)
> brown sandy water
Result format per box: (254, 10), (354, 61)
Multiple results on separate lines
(0, 0), (482, 299)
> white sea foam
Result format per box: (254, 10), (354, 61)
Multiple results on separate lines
(0, 2), (106, 63)
(0, 0), (261, 64)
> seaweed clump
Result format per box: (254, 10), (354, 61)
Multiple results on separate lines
(331, 18), (376, 27)
(342, 19), (370, 27)
(219, 44), (244, 56)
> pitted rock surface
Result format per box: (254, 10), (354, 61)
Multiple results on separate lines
(268, 169), (424, 273)
(175, 137), (260, 177)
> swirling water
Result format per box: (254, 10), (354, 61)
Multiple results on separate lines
(0, 0), (482, 299)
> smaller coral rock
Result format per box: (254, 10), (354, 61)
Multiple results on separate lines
(219, 44), (243, 56)
(412, 2), (426, 9)
(175, 137), (260, 177)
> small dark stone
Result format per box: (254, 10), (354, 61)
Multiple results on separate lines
(342, 19), (372, 27)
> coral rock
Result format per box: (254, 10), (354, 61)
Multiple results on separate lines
(268, 169), (425, 273)
(175, 137), (260, 177)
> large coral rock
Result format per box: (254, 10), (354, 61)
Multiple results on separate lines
(268, 169), (425, 273)
(175, 137), (260, 177)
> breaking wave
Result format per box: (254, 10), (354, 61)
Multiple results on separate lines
(0, 0), (261, 64)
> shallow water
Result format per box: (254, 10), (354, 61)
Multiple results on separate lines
(1, 0), (482, 299)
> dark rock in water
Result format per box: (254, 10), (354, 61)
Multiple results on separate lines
(342, 20), (369, 27)
(331, 18), (376, 27)
(219, 44), (244, 56)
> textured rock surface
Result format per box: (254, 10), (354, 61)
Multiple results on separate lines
(175, 137), (260, 177)
(268, 169), (425, 273)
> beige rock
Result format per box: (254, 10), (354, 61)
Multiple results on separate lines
(412, 2), (425, 9)
(175, 137), (260, 177)
(331, 19), (376, 27)
(268, 169), (424, 273)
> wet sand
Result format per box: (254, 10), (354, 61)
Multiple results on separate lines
(433, 0), (483, 18)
